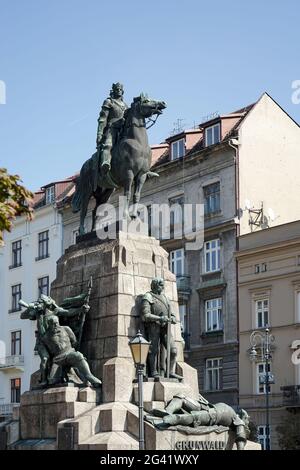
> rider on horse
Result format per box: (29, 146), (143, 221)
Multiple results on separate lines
(94, 82), (128, 190)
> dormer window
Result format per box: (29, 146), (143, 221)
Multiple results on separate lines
(45, 185), (55, 204)
(171, 139), (185, 160)
(205, 123), (221, 147)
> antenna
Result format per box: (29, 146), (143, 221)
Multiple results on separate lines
(201, 111), (219, 123)
(170, 118), (185, 136)
(246, 201), (269, 232)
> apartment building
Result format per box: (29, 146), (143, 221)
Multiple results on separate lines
(238, 220), (300, 449)
(0, 177), (74, 421)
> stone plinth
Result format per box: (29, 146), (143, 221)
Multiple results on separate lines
(19, 386), (99, 440)
(50, 231), (190, 402)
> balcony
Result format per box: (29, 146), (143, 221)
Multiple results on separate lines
(0, 355), (24, 371)
(281, 385), (300, 408)
(176, 275), (191, 300)
(0, 403), (19, 417)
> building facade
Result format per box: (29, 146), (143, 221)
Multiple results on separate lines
(238, 220), (300, 450)
(0, 178), (73, 421)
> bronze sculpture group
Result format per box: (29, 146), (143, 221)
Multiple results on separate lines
(20, 282), (101, 388)
(19, 83), (250, 449)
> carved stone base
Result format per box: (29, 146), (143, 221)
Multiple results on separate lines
(18, 386), (100, 441)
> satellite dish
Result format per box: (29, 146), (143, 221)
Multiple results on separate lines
(244, 199), (252, 210)
(268, 208), (276, 222)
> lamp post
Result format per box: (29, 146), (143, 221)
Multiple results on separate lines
(249, 326), (275, 451)
(129, 331), (150, 450)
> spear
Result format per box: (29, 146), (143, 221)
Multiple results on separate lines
(77, 276), (93, 349)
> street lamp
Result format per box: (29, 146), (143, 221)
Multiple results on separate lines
(249, 326), (275, 451)
(129, 331), (150, 450)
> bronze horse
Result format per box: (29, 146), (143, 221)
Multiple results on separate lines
(72, 94), (166, 234)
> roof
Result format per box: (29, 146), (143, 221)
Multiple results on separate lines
(32, 175), (77, 209)
(151, 102), (256, 168)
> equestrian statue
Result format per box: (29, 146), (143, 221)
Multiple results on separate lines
(72, 82), (166, 235)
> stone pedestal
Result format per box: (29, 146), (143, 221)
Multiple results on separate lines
(19, 386), (100, 440)
(50, 231), (188, 403)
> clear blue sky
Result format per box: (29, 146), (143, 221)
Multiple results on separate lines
(0, 0), (299, 191)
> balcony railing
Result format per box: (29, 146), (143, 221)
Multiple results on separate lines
(0, 403), (19, 416)
(176, 275), (191, 295)
(281, 385), (300, 407)
(0, 355), (24, 370)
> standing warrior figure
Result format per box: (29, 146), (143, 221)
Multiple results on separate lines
(96, 82), (128, 178)
(141, 277), (182, 380)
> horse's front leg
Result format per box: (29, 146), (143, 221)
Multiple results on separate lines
(131, 173), (147, 219)
(123, 172), (134, 220)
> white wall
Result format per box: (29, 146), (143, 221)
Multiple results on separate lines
(0, 205), (63, 406)
(238, 93), (300, 235)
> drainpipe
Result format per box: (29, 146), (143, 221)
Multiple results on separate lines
(228, 138), (240, 406)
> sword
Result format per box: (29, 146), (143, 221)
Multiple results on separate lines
(166, 303), (171, 379)
(77, 276), (93, 349)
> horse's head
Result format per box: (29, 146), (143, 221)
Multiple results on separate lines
(132, 93), (166, 118)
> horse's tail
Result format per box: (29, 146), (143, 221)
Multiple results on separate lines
(71, 158), (94, 213)
(72, 176), (82, 213)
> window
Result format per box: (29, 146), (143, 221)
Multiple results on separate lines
(169, 195), (184, 237)
(205, 123), (220, 147)
(179, 304), (187, 334)
(206, 358), (223, 391)
(204, 239), (221, 273)
(38, 276), (49, 296)
(256, 299), (269, 328)
(11, 378), (21, 403)
(204, 183), (220, 215)
(257, 362), (271, 394)
(171, 139), (185, 160)
(170, 249), (185, 276)
(45, 185), (55, 204)
(258, 426), (269, 450)
(147, 206), (152, 237)
(261, 263), (267, 272)
(255, 264), (260, 274)
(205, 298), (223, 332)
(37, 230), (49, 260)
(10, 284), (22, 313)
(11, 240), (22, 268)
(11, 331), (22, 356)
(73, 230), (79, 244)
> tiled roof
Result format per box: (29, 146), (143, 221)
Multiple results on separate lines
(151, 102), (256, 169)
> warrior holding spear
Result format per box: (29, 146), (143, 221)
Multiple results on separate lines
(141, 277), (182, 380)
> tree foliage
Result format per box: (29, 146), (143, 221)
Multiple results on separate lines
(276, 414), (300, 450)
(0, 168), (34, 245)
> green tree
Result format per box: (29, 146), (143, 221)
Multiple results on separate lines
(0, 168), (33, 245)
(276, 414), (300, 450)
